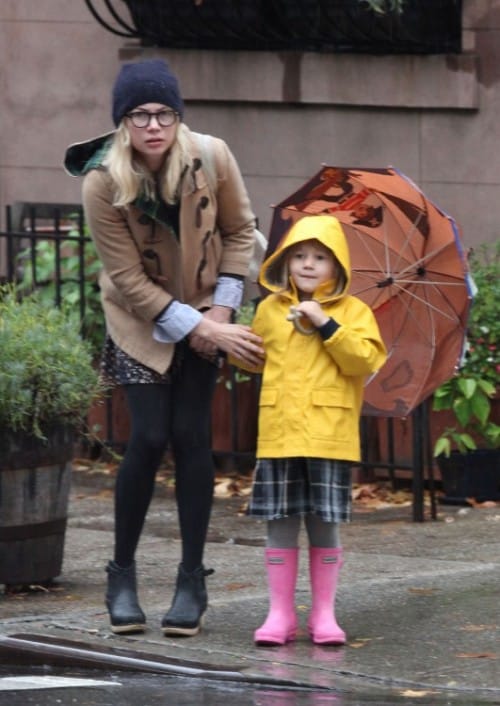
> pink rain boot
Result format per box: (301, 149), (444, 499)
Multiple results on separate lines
(254, 548), (299, 646)
(308, 547), (346, 645)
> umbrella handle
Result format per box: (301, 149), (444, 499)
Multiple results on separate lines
(286, 306), (316, 336)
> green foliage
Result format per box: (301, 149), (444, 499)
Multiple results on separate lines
(0, 285), (103, 440)
(235, 301), (257, 327)
(433, 241), (500, 456)
(463, 241), (500, 387)
(16, 218), (105, 357)
(217, 301), (258, 388)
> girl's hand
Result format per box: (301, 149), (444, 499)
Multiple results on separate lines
(291, 300), (329, 328)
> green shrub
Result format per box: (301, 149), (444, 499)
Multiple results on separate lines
(0, 285), (103, 439)
(16, 219), (105, 358)
(433, 241), (500, 456)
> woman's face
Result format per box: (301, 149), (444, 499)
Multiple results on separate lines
(125, 102), (178, 171)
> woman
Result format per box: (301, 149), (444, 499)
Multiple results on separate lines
(64, 59), (264, 637)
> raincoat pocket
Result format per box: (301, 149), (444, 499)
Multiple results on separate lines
(310, 388), (353, 441)
(258, 387), (281, 441)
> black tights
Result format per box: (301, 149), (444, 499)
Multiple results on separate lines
(114, 346), (218, 572)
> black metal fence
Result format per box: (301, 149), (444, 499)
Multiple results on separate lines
(85, 0), (462, 54)
(0, 202), (436, 520)
(2, 202), (86, 309)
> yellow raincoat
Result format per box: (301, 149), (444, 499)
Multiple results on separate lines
(238, 215), (387, 462)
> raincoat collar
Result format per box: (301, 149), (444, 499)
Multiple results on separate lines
(63, 131), (180, 228)
(64, 132), (115, 177)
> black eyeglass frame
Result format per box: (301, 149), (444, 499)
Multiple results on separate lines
(126, 109), (178, 128)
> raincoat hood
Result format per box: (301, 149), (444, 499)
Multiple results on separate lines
(259, 215), (351, 299)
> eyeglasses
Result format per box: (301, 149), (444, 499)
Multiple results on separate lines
(126, 109), (178, 128)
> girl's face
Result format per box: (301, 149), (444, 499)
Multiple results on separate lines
(287, 239), (337, 296)
(126, 102), (179, 171)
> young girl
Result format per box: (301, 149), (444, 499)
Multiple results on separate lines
(232, 214), (387, 646)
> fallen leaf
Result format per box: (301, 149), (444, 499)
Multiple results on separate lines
(348, 638), (372, 648)
(464, 497), (500, 508)
(214, 474), (253, 498)
(460, 624), (495, 632)
(224, 582), (253, 591)
(214, 479), (237, 497)
(408, 587), (438, 595)
(351, 482), (427, 511)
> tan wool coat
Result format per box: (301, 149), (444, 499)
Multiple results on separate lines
(70, 129), (256, 374)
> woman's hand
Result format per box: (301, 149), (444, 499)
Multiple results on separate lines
(189, 306), (231, 360)
(189, 307), (264, 367)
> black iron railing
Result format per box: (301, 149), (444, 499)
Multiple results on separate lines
(0, 202), (436, 520)
(2, 203), (88, 318)
(85, 0), (462, 54)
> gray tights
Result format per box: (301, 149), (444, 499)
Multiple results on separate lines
(266, 514), (340, 549)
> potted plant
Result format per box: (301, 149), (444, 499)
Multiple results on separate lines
(0, 285), (102, 587)
(15, 225), (133, 453)
(432, 241), (500, 503)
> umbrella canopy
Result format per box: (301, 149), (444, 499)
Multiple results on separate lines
(267, 166), (472, 417)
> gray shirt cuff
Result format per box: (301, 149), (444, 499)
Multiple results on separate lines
(212, 275), (244, 310)
(153, 301), (203, 343)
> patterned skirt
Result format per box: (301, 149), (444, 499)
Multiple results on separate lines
(100, 335), (171, 386)
(247, 457), (352, 523)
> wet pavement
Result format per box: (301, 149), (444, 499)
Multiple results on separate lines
(1, 467), (499, 704)
(1, 665), (497, 705)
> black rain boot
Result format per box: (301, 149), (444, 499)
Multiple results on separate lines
(161, 564), (214, 637)
(105, 560), (146, 634)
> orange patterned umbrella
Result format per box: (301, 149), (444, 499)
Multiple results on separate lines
(267, 166), (472, 417)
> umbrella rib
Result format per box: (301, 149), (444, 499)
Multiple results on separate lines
(376, 195), (424, 274)
(350, 211), (427, 281)
(350, 228), (391, 276)
(396, 278), (468, 288)
(388, 285), (435, 344)
(353, 273), (466, 294)
(394, 211), (425, 270)
(388, 281), (462, 323)
(395, 239), (466, 280)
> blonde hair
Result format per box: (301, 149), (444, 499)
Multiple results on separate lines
(102, 121), (193, 207)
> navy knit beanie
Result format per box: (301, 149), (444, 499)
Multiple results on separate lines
(111, 59), (184, 126)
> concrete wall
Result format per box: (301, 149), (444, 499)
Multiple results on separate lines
(1, 0), (499, 249)
(0, 2), (124, 224)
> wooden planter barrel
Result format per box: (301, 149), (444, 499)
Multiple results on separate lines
(0, 427), (74, 586)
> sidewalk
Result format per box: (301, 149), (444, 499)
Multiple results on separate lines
(1, 468), (499, 702)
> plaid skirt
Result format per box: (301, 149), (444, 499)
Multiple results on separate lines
(247, 457), (352, 523)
